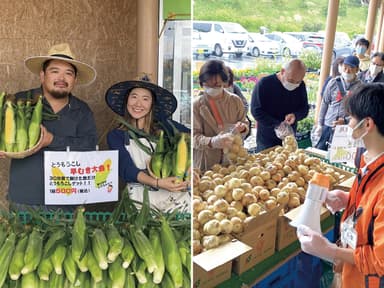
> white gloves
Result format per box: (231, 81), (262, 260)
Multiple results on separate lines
(325, 189), (350, 214)
(297, 224), (337, 263)
(210, 133), (233, 149)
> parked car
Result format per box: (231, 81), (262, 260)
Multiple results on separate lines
(302, 32), (354, 60)
(264, 32), (303, 57)
(192, 29), (211, 59)
(246, 33), (279, 57)
(193, 21), (249, 57)
(284, 31), (313, 42)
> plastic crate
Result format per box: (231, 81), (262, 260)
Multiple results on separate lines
(293, 252), (323, 288)
(296, 131), (312, 149)
(17, 210), (191, 225)
(252, 256), (296, 288)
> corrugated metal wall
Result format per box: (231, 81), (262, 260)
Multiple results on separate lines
(0, 0), (138, 209)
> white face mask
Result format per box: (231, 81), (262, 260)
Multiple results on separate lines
(204, 86), (223, 97)
(346, 118), (367, 147)
(338, 65), (344, 75)
(283, 80), (300, 91)
(341, 72), (355, 82)
(369, 64), (383, 77)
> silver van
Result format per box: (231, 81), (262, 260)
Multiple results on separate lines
(193, 21), (249, 57)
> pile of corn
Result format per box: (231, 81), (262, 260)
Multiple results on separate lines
(0, 189), (191, 287)
(0, 92), (43, 153)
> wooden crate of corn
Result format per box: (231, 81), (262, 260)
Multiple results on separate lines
(0, 92), (43, 156)
(0, 187), (191, 287)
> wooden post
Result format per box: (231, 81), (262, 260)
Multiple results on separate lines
(137, 0), (159, 82)
(375, 1), (384, 52)
(365, 0), (379, 55)
(314, 0), (339, 123)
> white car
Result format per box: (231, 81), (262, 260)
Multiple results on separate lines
(247, 33), (280, 57)
(192, 29), (211, 59)
(264, 32), (303, 57)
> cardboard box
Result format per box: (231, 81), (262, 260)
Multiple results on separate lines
(232, 206), (281, 275)
(193, 239), (252, 288)
(276, 205), (330, 251)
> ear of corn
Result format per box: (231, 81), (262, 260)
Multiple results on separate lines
(91, 229), (109, 270)
(121, 238), (135, 269)
(0, 233), (16, 287)
(22, 228), (43, 275)
(4, 100), (16, 152)
(15, 100), (27, 152)
(8, 233), (28, 280)
(161, 151), (173, 179)
(75, 251), (89, 273)
(151, 130), (165, 178)
(124, 267), (136, 288)
(131, 256), (147, 284)
(71, 207), (87, 262)
(37, 255), (53, 281)
(160, 217), (183, 288)
(149, 228), (165, 284)
(108, 256), (126, 288)
(21, 271), (39, 288)
(105, 224), (124, 263)
(0, 91), (6, 138)
(50, 244), (66, 275)
(43, 229), (66, 259)
(129, 226), (157, 274)
(49, 271), (64, 288)
(27, 95), (43, 149)
(63, 248), (78, 285)
(173, 133), (188, 183)
(86, 249), (103, 283)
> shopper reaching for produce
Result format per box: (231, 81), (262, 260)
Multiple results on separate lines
(2, 43), (98, 210)
(193, 59), (249, 172)
(297, 83), (384, 287)
(251, 58), (309, 152)
(105, 76), (190, 212)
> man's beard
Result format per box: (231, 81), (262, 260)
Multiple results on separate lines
(49, 89), (69, 99)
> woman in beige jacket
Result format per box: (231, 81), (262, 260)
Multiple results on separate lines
(193, 60), (249, 172)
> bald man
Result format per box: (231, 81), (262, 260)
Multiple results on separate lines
(251, 59), (309, 152)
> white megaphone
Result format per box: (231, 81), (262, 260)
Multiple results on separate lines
(290, 172), (330, 233)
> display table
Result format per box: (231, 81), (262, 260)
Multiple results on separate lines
(217, 214), (335, 288)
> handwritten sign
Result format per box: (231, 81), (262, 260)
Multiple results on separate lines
(329, 125), (360, 167)
(44, 150), (119, 205)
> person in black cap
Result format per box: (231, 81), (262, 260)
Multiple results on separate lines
(316, 55), (363, 151)
(105, 76), (190, 212)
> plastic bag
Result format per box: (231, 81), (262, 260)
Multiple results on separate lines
(274, 121), (294, 140)
(311, 125), (322, 147)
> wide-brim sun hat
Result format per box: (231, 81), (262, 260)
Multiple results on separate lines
(105, 76), (177, 120)
(24, 43), (97, 85)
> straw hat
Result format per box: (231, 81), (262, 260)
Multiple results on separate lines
(25, 43), (97, 85)
(105, 76), (177, 120)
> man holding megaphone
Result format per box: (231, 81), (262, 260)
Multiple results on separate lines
(296, 83), (384, 288)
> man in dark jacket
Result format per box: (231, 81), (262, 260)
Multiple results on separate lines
(251, 59), (309, 152)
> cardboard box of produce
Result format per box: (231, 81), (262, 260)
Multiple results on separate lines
(232, 205), (281, 275)
(193, 239), (252, 288)
(276, 205), (330, 251)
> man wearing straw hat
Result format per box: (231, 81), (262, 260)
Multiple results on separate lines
(2, 43), (98, 210)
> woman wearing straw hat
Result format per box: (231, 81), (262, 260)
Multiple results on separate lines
(3, 43), (98, 209)
(105, 77), (190, 212)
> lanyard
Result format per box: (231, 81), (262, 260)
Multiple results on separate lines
(207, 98), (224, 129)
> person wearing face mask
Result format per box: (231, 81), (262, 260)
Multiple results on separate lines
(315, 55), (363, 151)
(358, 52), (384, 84)
(297, 83), (384, 288)
(193, 60), (249, 171)
(250, 59), (309, 152)
(354, 37), (370, 72)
